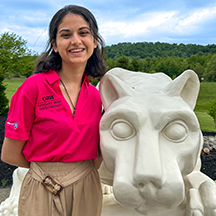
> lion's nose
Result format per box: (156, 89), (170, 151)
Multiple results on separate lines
(134, 173), (163, 190)
(133, 165), (164, 190)
(133, 136), (164, 189)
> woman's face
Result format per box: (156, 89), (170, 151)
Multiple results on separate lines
(52, 13), (97, 69)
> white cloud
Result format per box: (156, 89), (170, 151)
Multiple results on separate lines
(100, 11), (177, 38)
(176, 6), (216, 33)
(99, 4), (216, 45)
(0, 21), (48, 53)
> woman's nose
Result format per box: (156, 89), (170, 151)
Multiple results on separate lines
(71, 33), (81, 45)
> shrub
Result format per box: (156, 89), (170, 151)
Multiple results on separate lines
(208, 99), (216, 127)
(0, 65), (9, 115)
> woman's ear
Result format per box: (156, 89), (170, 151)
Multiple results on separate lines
(52, 40), (58, 53)
(94, 39), (98, 49)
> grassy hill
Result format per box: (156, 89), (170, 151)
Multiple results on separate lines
(195, 82), (216, 132)
(3, 78), (216, 132)
(3, 78), (26, 103)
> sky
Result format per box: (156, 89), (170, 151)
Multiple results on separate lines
(1, 0), (216, 54)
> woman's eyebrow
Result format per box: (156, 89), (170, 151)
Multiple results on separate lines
(59, 29), (70, 34)
(79, 27), (91, 31)
(59, 27), (91, 34)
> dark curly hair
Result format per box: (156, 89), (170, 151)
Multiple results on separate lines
(35, 5), (106, 78)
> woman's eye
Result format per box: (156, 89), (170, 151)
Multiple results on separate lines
(162, 121), (188, 142)
(80, 31), (89, 36)
(61, 34), (70, 38)
(110, 119), (136, 141)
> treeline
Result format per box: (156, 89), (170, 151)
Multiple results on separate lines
(105, 42), (216, 81)
(106, 42), (216, 59)
(106, 54), (216, 81)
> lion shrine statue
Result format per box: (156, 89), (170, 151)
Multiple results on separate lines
(99, 68), (216, 216)
(1, 68), (216, 216)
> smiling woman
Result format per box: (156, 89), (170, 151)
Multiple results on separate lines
(35, 5), (106, 77)
(52, 13), (98, 71)
(1, 5), (106, 216)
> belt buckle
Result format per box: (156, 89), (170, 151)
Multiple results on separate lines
(41, 175), (63, 196)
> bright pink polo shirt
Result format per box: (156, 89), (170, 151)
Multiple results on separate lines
(5, 70), (102, 162)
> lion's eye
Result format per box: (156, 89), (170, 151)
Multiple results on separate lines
(110, 119), (136, 140)
(162, 121), (188, 142)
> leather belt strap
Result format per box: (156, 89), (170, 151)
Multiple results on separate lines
(30, 160), (95, 216)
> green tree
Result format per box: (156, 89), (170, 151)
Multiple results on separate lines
(130, 59), (142, 71)
(180, 59), (189, 72)
(18, 54), (38, 77)
(205, 54), (216, 81)
(154, 57), (180, 78)
(106, 58), (116, 71)
(116, 55), (130, 70)
(89, 77), (100, 87)
(0, 32), (34, 78)
(165, 57), (181, 78)
(0, 65), (8, 114)
(0, 32), (34, 114)
(141, 57), (153, 72)
(154, 57), (166, 73)
(191, 63), (205, 81)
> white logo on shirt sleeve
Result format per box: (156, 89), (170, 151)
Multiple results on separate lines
(7, 122), (19, 129)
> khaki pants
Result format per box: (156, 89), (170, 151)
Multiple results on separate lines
(18, 160), (102, 216)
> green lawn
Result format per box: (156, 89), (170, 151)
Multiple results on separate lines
(3, 79), (216, 132)
(3, 78), (26, 103)
(194, 82), (216, 132)
(195, 112), (216, 132)
(195, 82), (216, 112)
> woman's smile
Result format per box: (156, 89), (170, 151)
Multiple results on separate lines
(69, 48), (85, 54)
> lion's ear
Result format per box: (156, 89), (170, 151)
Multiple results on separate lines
(99, 72), (131, 111)
(163, 70), (200, 110)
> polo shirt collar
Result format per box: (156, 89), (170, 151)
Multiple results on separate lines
(42, 70), (90, 86)
(83, 74), (90, 86)
(42, 70), (60, 85)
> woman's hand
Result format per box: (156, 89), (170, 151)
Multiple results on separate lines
(94, 154), (103, 169)
(1, 137), (30, 168)
(94, 143), (103, 169)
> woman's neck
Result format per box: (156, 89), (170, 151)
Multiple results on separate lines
(58, 64), (86, 86)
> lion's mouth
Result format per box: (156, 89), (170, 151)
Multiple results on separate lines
(114, 182), (184, 215)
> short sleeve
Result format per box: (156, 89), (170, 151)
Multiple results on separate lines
(5, 80), (36, 141)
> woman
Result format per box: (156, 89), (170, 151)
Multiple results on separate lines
(1, 5), (106, 216)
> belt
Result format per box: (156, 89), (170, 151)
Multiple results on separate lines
(30, 160), (95, 216)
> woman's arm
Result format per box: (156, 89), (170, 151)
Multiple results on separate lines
(94, 143), (103, 169)
(1, 137), (30, 168)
